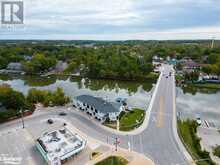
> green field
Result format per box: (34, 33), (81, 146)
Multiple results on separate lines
(119, 108), (145, 131)
(177, 120), (214, 165)
(95, 156), (128, 165)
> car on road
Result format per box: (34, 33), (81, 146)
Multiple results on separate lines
(166, 76), (168, 78)
(59, 112), (67, 116)
(47, 119), (53, 124)
(196, 115), (202, 125)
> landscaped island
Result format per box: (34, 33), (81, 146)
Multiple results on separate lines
(95, 156), (128, 165)
(104, 108), (145, 131)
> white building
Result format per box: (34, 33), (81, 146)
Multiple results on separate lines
(36, 127), (86, 165)
(73, 95), (124, 122)
(7, 62), (22, 70)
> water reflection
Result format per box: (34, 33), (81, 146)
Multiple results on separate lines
(0, 74), (153, 110)
(177, 87), (220, 127)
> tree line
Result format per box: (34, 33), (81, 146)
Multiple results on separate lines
(0, 84), (70, 122)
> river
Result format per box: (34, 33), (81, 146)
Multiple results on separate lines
(0, 74), (219, 127)
(0, 74), (153, 110)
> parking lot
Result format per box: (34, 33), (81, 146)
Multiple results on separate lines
(0, 127), (44, 165)
(0, 117), (94, 165)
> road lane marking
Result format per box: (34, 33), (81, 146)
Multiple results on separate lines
(156, 96), (164, 128)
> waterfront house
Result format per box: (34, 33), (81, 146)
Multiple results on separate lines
(73, 95), (124, 122)
(6, 62), (22, 71)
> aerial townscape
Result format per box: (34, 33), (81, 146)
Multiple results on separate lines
(0, 1), (220, 165)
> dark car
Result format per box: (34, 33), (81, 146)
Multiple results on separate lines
(47, 119), (53, 124)
(59, 112), (67, 116)
(166, 76), (168, 78)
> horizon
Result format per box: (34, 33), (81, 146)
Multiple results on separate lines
(0, 0), (220, 40)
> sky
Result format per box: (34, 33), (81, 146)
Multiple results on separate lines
(0, 0), (220, 40)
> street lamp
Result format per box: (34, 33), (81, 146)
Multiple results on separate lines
(20, 109), (25, 129)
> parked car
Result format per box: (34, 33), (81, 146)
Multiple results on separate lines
(47, 119), (53, 124)
(59, 112), (67, 116)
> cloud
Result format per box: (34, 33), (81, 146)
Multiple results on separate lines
(0, 0), (220, 40)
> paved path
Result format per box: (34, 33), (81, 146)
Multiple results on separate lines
(0, 65), (191, 165)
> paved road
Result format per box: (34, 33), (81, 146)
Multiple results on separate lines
(0, 65), (189, 165)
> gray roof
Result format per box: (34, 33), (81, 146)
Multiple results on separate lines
(7, 62), (22, 70)
(75, 95), (121, 114)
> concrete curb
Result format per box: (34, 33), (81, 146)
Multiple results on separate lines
(172, 69), (195, 165)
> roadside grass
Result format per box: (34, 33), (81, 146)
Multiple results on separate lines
(119, 108), (145, 131)
(191, 83), (220, 89)
(95, 156), (128, 165)
(177, 119), (214, 165)
(103, 121), (117, 129)
(103, 109), (145, 131)
(213, 145), (220, 158)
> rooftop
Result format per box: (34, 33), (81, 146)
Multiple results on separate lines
(75, 95), (121, 114)
(37, 127), (86, 161)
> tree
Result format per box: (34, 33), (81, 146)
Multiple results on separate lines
(0, 84), (25, 110)
(23, 54), (57, 74)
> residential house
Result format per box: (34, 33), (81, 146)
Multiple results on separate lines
(23, 55), (33, 61)
(182, 60), (201, 73)
(55, 61), (68, 72)
(7, 62), (22, 71)
(73, 95), (124, 122)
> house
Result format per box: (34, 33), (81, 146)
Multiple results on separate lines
(181, 60), (202, 73)
(7, 62), (22, 70)
(36, 127), (86, 165)
(73, 95), (124, 122)
(23, 55), (33, 61)
(55, 61), (68, 72)
(198, 73), (219, 82)
(168, 58), (177, 65)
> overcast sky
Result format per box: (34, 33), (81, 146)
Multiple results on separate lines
(1, 0), (220, 40)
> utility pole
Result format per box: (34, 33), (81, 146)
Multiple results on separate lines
(114, 137), (120, 151)
(20, 109), (25, 129)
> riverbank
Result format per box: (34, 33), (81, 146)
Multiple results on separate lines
(190, 83), (220, 89)
(177, 119), (214, 165)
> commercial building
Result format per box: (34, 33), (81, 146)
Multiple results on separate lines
(73, 95), (124, 122)
(36, 127), (86, 165)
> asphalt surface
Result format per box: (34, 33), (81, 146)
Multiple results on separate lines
(0, 65), (189, 165)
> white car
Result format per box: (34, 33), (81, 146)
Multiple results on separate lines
(196, 115), (202, 125)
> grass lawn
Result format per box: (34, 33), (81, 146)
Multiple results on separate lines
(119, 108), (145, 131)
(177, 120), (214, 165)
(192, 83), (220, 89)
(95, 156), (128, 165)
(213, 145), (220, 158)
